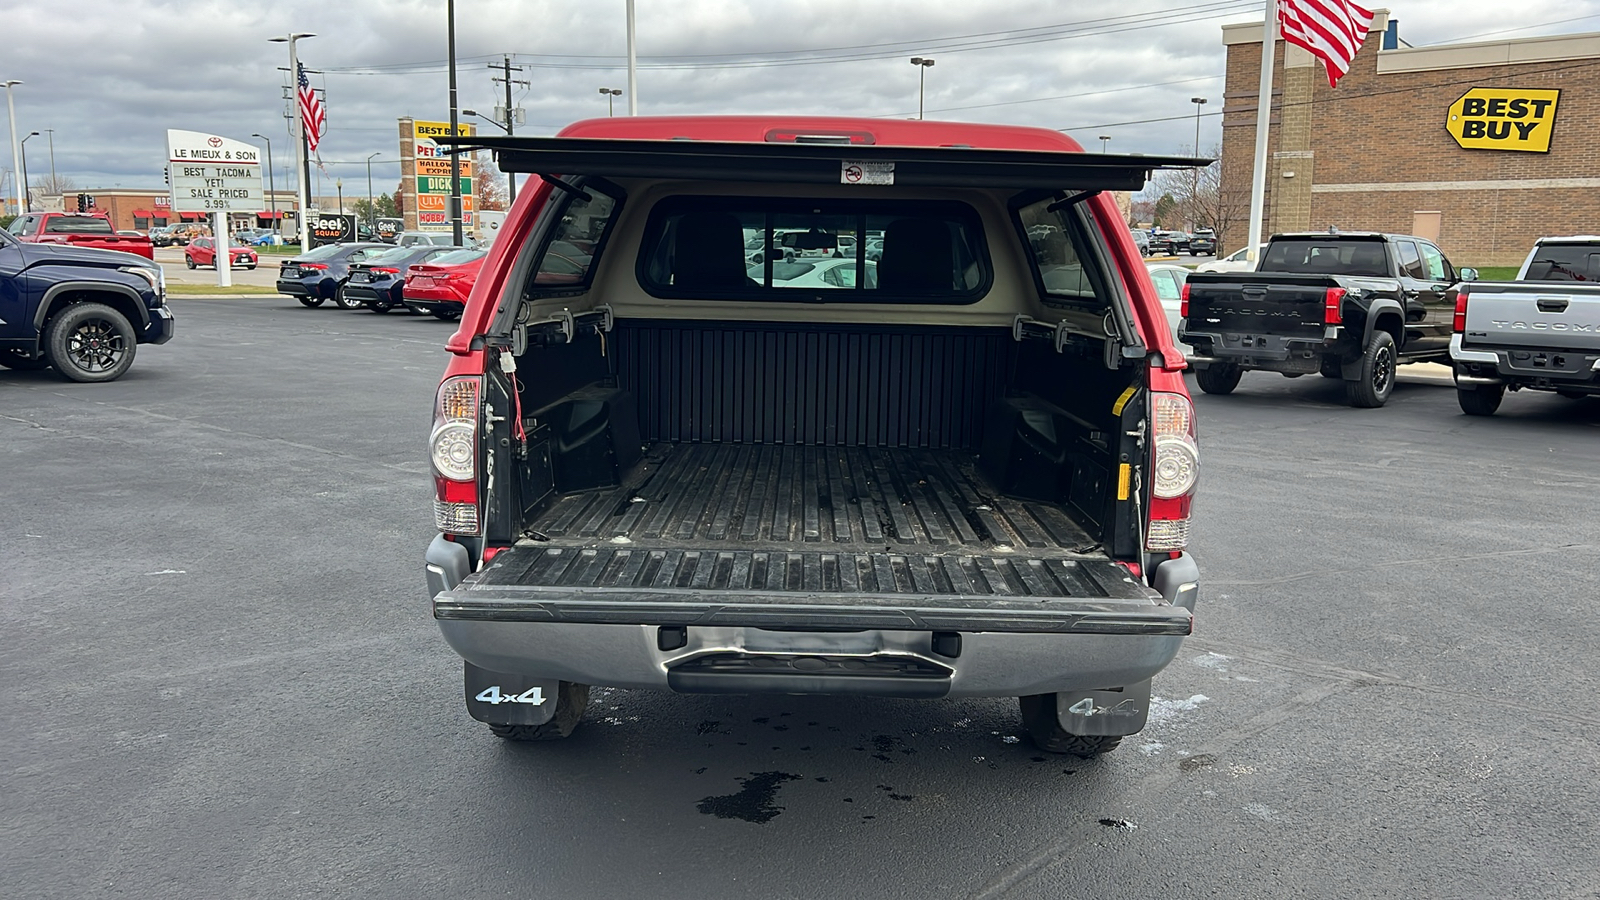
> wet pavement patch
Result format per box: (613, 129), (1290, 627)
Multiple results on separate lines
(697, 771), (802, 824)
(1180, 753), (1217, 773)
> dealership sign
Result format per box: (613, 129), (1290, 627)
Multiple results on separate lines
(166, 129), (264, 212)
(1446, 88), (1560, 153)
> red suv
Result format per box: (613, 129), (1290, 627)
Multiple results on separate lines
(184, 237), (257, 270)
(422, 117), (1204, 757)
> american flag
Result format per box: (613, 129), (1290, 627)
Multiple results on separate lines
(1277, 0), (1375, 88)
(297, 63), (326, 152)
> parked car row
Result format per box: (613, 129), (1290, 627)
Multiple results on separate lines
(275, 241), (484, 319)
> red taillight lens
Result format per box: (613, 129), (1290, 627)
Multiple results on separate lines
(372, 266), (400, 274)
(1324, 287), (1347, 325)
(300, 262), (329, 270)
(431, 376), (482, 534)
(1148, 392), (1198, 552)
(1179, 282), (1191, 318)
(1453, 291), (1468, 333)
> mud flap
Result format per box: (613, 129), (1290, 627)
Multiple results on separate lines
(1055, 678), (1152, 737)
(463, 662), (561, 726)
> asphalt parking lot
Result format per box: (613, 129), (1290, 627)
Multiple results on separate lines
(4, 297), (1598, 899)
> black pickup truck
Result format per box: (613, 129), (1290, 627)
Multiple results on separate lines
(1180, 232), (1471, 408)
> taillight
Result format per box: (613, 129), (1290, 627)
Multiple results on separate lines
(1453, 290), (1468, 333)
(1147, 392), (1198, 552)
(431, 375), (482, 534)
(300, 262), (329, 271)
(1324, 287), (1346, 325)
(1179, 282), (1190, 318)
(372, 266), (400, 274)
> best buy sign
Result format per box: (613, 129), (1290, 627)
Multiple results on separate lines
(1446, 88), (1560, 153)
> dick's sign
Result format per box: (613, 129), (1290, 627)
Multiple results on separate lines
(1446, 88), (1560, 153)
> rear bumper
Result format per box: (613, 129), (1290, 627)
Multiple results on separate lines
(425, 535), (1196, 698)
(275, 280), (312, 296)
(1182, 326), (1334, 372)
(1451, 334), (1600, 389)
(343, 284), (395, 305)
(402, 297), (464, 314)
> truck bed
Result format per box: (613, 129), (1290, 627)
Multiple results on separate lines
(438, 444), (1188, 635)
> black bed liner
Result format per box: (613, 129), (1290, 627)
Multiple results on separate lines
(436, 444), (1188, 635)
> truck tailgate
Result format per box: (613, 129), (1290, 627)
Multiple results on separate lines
(1462, 283), (1600, 352)
(434, 444), (1189, 636)
(1184, 272), (1336, 341)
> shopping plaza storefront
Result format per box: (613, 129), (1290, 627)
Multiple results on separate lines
(1220, 9), (1600, 265)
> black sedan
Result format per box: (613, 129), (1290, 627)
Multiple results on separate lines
(341, 245), (465, 313)
(275, 243), (391, 308)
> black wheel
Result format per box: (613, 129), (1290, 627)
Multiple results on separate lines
(370, 301), (392, 314)
(1320, 355), (1343, 378)
(1345, 331), (1397, 408)
(488, 682), (589, 742)
(1018, 694), (1123, 758)
(45, 302), (136, 383)
(1195, 363), (1243, 395)
(1457, 383), (1504, 416)
(184, 256), (197, 269)
(296, 296), (324, 308)
(433, 309), (461, 321)
(333, 285), (361, 310)
(0, 348), (50, 370)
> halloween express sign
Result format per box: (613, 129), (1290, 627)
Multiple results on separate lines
(1446, 88), (1561, 153)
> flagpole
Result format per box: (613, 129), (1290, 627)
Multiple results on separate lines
(1244, 0), (1276, 263)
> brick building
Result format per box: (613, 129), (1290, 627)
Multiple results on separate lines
(1220, 10), (1600, 266)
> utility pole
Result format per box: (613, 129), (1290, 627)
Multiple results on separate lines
(626, 0), (638, 115)
(489, 56), (528, 205)
(447, 0), (463, 245)
(366, 152), (379, 233)
(269, 33), (316, 247)
(44, 128), (55, 193)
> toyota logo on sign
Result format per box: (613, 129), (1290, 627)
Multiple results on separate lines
(208, 136), (223, 148)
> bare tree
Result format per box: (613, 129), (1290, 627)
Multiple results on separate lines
(473, 150), (507, 212)
(31, 173), (75, 197)
(1151, 144), (1242, 242)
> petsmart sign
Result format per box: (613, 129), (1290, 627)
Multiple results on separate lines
(1446, 88), (1560, 153)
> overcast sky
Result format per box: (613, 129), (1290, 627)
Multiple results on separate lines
(4, 0), (1599, 198)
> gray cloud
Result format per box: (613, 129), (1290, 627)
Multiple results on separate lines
(3, 0), (1595, 195)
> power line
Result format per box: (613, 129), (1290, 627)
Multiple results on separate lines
(1421, 14), (1600, 46)
(323, 1), (1259, 75)
(876, 74), (1222, 119)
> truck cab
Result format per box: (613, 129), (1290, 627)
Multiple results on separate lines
(422, 117), (1206, 758)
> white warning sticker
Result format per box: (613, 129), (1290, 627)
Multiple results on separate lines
(841, 161), (895, 185)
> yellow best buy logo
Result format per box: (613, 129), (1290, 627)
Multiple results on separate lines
(1446, 88), (1560, 153)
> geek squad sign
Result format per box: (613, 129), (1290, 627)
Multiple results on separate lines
(1446, 88), (1561, 153)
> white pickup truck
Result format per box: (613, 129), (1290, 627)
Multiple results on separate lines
(1451, 236), (1600, 415)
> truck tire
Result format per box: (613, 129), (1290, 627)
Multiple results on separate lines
(1345, 331), (1396, 408)
(1018, 694), (1123, 758)
(0, 348), (50, 370)
(1458, 383), (1504, 416)
(1195, 363), (1242, 395)
(45, 302), (137, 383)
(296, 296), (324, 308)
(487, 681), (589, 742)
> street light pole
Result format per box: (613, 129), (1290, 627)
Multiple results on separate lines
(1190, 97), (1208, 157)
(19, 131), (38, 212)
(44, 128), (55, 193)
(447, 0), (463, 245)
(599, 87), (622, 117)
(269, 33), (316, 247)
(1099, 135), (1111, 153)
(909, 57), (935, 119)
(4, 80), (23, 216)
(366, 152), (379, 233)
(253, 133), (277, 237)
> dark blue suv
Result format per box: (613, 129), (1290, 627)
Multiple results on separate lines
(0, 229), (174, 382)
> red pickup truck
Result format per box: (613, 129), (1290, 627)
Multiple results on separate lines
(6, 212), (155, 260)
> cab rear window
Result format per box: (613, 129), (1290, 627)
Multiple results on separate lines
(1523, 244), (1600, 281)
(1261, 239), (1389, 277)
(636, 197), (990, 304)
(44, 217), (113, 235)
